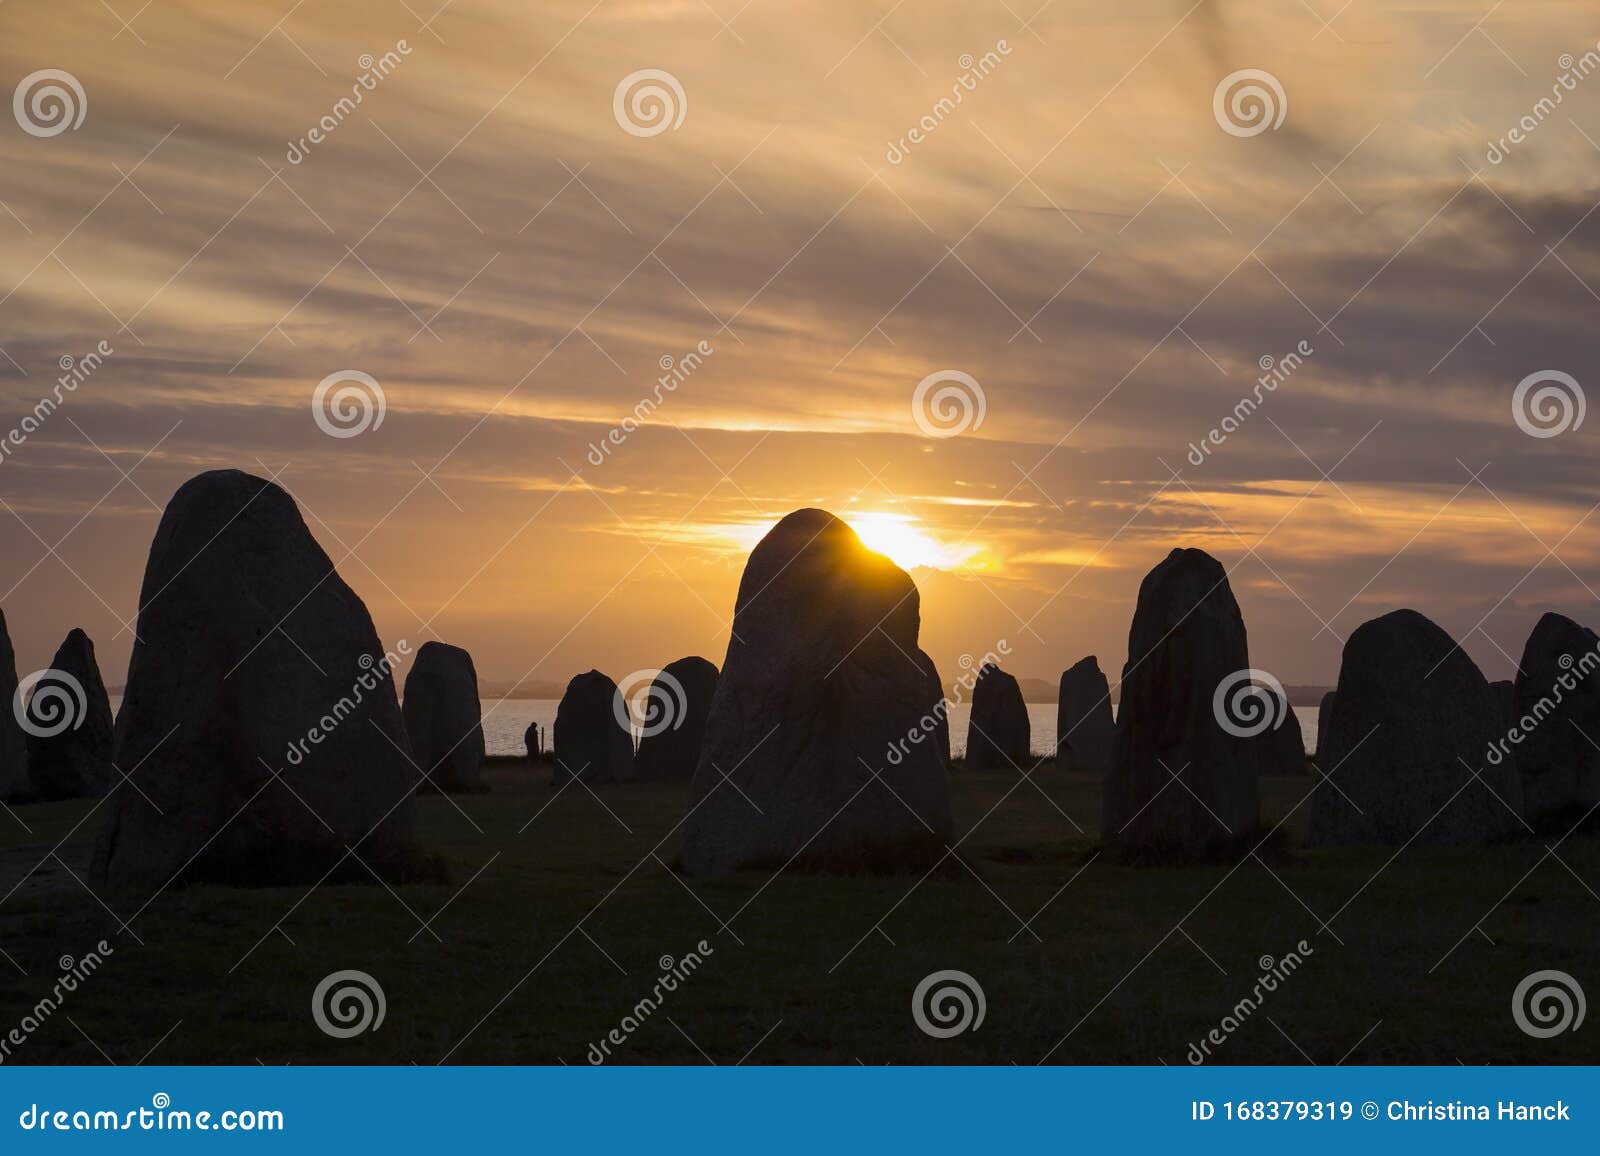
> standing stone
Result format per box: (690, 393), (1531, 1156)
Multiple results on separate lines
(914, 650), (951, 766)
(23, 629), (114, 800)
(1310, 609), (1524, 846)
(1102, 548), (1259, 856)
(1314, 690), (1336, 763)
(1491, 679), (1515, 733)
(681, 509), (953, 875)
(1254, 689), (1307, 776)
(967, 663), (1030, 769)
(634, 657), (720, 783)
(1057, 656), (1115, 773)
(553, 670), (634, 784)
(1511, 612), (1600, 824)
(0, 609), (29, 802)
(401, 641), (485, 793)
(524, 721), (541, 762)
(91, 470), (417, 890)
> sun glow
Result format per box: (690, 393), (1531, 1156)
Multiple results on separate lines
(844, 512), (979, 571)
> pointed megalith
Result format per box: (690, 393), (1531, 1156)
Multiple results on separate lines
(634, 657), (720, 783)
(0, 610), (30, 802)
(401, 641), (485, 793)
(1510, 612), (1600, 824)
(524, 721), (541, 762)
(681, 509), (953, 875)
(1102, 548), (1260, 857)
(1254, 688), (1307, 776)
(967, 663), (1030, 770)
(23, 629), (114, 800)
(1310, 609), (1524, 846)
(1057, 656), (1115, 773)
(553, 670), (634, 784)
(1314, 690), (1336, 762)
(91, 470), (417, 890)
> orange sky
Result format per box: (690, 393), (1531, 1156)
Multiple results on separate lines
(1, 0), (1598, 692)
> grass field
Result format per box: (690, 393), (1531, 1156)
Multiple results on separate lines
(0, 761), (1594, 1066)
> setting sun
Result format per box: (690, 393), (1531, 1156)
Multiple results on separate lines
(844, 513), (980, 572)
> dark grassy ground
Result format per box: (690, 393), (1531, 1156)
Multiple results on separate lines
(0, 760), (1594, 1066)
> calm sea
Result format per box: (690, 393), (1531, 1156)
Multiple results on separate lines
(478, 699), (1317, 760)
(106, 698), (1315, 760)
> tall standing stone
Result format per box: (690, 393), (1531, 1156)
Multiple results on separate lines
(1314, 690), (1336, 762)
(1511, 612), (1600, 824)
(634, 657), (720, 783)
(401, 641), (485, 793)
(0, 609), (29, 802)
(967, 663), (1030, 769)
(1102, 548), (1259, 856)
(1057, 656), (1115, 773)
(1310, 609), (1524, 846)
(553, 670), (634, 784)
(681, 509), (952, 875)
(91, 470), (417, 890)
(23, 629), (114, 800)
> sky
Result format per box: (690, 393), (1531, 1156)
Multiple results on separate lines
(1, 0), (1598, 695)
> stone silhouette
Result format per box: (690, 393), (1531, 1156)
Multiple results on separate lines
(1315, 690), (1336, 762)
(914, 650), (951, 766)
(0, 609), (29, 802)
(634, 657), (719, 783)
(1511, 612), (1600, 824)
(1057, 656), (1115, 773)
(1491, 679), (1515, 733)
(553, 670), (634, 784)
(23, 628), (114, 800)
(967, 663), (1030, 769)
(1311, 609), (1525, 846)
(681, 509), (952, 875)
(92, 470), (417, 890)
(524, 721), (542, 762)
(402, 641), (485, 793)
(1102, 548), (1259, 856)
(1255, 688), (1307, 776)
